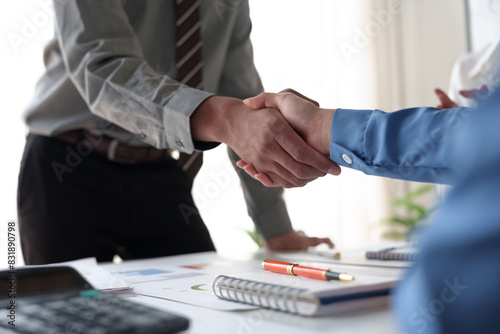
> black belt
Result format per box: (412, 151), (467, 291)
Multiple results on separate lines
(53, 130), (203, 178)
(54, 130), (171, 164)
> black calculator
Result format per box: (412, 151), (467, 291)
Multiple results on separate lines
(0, 266), (189, 333)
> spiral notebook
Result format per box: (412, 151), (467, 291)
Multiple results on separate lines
(365, 246), (418, 262)
(212, 272), (396, 317)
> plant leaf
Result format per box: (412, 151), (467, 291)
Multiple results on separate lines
(245, 229), (264, 248)
(407, 184), (434, 199)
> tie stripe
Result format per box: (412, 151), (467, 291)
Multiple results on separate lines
(175, 0), (204, 178)
(176, 0), (204, 89)
(175, 20), (202, 48)
(176, 0), (199, 26)
(180, 61), (204, 86)
(176, 40), (202, 69)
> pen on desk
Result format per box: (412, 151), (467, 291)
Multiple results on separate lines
(262, 260), (354, 282)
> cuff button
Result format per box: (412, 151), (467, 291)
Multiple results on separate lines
(342, 153), (353, 164)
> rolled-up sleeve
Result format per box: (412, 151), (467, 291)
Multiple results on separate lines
(54, 0), (212, 152)
(329, 106), (472, 184)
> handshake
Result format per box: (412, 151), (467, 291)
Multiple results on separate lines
(192, 84), (483, 189)
(191, 86), (488, 188)
(238, 89), (339, 188)
(191, 88), (341, 188)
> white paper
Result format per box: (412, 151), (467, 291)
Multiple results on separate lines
(133, 274), (257, 311)
(99, 252), (264, 311)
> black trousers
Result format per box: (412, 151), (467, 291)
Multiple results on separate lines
(18, 134), (215, 265)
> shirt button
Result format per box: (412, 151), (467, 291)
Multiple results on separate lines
(176, 140), (185, 150)
(342, 153), (353, 164)
(140, 132), (146, 139)
(171, 150), (180, 160)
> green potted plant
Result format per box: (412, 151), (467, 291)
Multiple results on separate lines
(382, 184), (436, 241)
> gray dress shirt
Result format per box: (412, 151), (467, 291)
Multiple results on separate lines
(23, 0), (292, 239)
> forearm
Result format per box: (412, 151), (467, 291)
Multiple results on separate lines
(190, 96), (240, 143)
(54, 0), (212, 152)
(330, 107), (470, 184)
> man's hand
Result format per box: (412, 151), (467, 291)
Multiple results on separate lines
(240, 89), (337, 186)
(435, 85), (489, 109)
(459, 84), (489, 103)
(264, 230), (334, 251)
(191, 96), (340, 188)
(434, 88), (458, 109)
(243, 89), (335, 155)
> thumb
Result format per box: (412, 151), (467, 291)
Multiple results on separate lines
(243, 92), (279, 110)
(280, 88), (320, 107)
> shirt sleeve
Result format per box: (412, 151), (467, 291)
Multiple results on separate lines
(394, 87), (500, 333)
(227, 147), (293, 239)
(216, 0), (264, 99)
(329, 106), (473, 184)
(53, 0), (213, 152)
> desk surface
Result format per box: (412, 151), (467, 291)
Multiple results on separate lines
(132, 294), (398, 334)
(101, 251), (401, 334)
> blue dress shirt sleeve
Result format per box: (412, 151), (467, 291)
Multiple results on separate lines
(329, 106), (473, 184)
(394, 88), (500, 333)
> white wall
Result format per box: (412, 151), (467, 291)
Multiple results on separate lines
(467, 0), (500, 51)
(397, 0), (468, 107)
(0, 0), (55, 267)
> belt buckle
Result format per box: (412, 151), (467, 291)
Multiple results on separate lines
(106, 139), (137, 164)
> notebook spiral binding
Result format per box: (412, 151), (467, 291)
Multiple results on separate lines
(365, 249), (417, 261)
(213, 275), (307, 314)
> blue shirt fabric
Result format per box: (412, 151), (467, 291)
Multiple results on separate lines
(330, 106), (472, 184)
(329, 90), (500, 333)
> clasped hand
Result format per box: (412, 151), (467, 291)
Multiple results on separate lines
(238, 89), (337, 187)
(191, 91), (338, 188)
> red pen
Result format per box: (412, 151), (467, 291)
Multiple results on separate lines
(262, 260), (354, 282)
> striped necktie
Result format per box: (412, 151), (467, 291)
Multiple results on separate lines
(175, 0), (204, 179)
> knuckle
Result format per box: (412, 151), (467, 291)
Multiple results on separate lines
(289, 175), (308, 188)
(280, 89), (296, 97)
(260, 92), (270, 100)
(277, 177), (293, 188)
(292, 164), (308, 179)
(291, 146), (307, 162)
(268, 120), (286, 134)
(268, 143), (278, 155)
(316, 160), (332, 173)
(295, 180), (308, 188)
